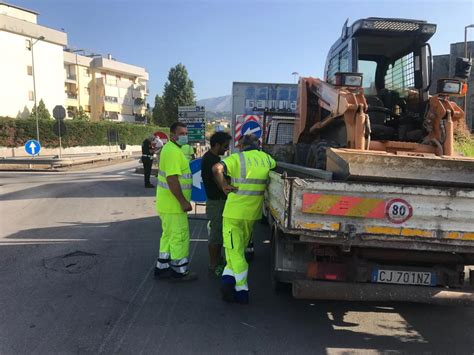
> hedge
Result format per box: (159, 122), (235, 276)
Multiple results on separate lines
(0, 117), (169, 148)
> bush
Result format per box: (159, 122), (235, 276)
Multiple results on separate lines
(0, 117), (169, 148)
(454, 133), (474, 157)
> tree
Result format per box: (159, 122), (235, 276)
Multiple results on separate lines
(152, 94), (166, 126)
(71, 106), (90, 121)
(162, 63), (196, 127)
(29, 99), (52, 120)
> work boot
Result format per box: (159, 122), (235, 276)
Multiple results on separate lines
(169, 271), (198, 282)
(221, 282), (235, 303)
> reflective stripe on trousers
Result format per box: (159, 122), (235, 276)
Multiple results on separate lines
(170, 257), (189, 274)
(156, 252), (170, 270)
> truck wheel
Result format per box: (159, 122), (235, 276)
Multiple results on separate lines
(270, 226), (287, 293)
(306, 140), (328, 170)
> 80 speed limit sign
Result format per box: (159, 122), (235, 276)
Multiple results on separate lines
(385, 198), (413, 224)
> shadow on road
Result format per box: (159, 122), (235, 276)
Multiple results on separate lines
(0, 218), (472, 353)
(0, 178), (157, 201)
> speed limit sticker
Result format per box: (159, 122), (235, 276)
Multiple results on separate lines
(386, 198), (413, 224)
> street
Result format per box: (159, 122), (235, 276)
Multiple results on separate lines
(1, 160), (473, 354)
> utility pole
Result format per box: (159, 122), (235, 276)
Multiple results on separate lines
(30, 36), (45, 144)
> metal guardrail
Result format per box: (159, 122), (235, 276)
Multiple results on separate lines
(0, 151), (139, 169)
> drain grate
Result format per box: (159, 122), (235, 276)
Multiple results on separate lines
(44, 250), (98, 274)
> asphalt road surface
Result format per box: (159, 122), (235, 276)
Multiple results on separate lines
(1, 161), (473, 354)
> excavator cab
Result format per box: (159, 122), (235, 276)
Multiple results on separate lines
(295, 17), (473, 187)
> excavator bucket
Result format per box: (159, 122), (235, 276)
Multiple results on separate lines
(326, 148), (474, 188)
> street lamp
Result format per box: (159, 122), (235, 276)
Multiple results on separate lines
(30, 35), (45, 144)
(292, 72), (299, 84)
(464, 25), (474, 122)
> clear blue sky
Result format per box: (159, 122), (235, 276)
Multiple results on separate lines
(14, 0), (474, 101)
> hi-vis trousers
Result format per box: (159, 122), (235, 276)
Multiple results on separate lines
(221, 217), (255, 300)
(156, 213), (190, 275)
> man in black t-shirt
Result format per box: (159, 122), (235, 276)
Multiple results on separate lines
(201, 132), (231, 276)
(142, 135), (155, 188)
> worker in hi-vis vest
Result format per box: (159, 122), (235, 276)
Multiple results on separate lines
(155, 122), (197, 282)
(212, 134), (276, 303)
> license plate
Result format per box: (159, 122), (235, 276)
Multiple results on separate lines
(372, 269), (436, 286)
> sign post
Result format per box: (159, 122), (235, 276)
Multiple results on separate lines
(53, 105), (66, 158)
(178, 105), (206, 144)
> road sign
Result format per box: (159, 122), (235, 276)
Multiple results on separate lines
(53, 120), (67, 136)
(154, 131), (169, 143)
(190, 158), (207, 203)
(24, 139), (41, 156)
(53, 105), (66, 120)
(241, 120), (262, 139)
(178, 105), (206, 143)
(107, 128), (118, 143)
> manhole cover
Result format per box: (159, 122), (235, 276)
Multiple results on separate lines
(44, 250), (98, 274)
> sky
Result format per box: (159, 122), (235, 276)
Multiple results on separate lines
(13, 0), (474, 101)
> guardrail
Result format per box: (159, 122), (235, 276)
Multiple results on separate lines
(0, 151), (140, 169)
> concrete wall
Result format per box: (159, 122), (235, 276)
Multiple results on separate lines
(449, 42), (474, 131)
(0, 145), (142, 158)
(430, 55), (449, 95)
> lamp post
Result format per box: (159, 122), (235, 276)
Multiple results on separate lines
(291, 72), (299, 84)
(30, 35), (45, 144)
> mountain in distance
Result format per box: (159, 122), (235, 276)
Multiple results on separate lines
(197, 95), (231, 113)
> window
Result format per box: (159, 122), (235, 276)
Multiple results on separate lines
(105, 96), (118, 103)
(327, 46), (350, 84)
(358, 60), (377, 95)
(384, 52), (415, 97)
(28, 91), (34, 101)
(27, 66), (33, 76)
(85, 69), (91, 77)
(25, 39), (31, 49)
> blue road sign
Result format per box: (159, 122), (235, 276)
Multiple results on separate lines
(24, 139), (41, 156)
(190, 158), (207, 203)
(241, 120), (262, 139)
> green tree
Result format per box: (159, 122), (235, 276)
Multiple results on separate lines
(152, 94), (166, 126)
(29, 99), (52, 120)
(162, 63), (196, 126)
(71, 106), (90, 121)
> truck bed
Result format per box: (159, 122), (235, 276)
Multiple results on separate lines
(267, 169), (474, 256)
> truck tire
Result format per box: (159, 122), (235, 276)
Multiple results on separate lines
(306, 140), (338, 170)
(270, 225), (288, 293)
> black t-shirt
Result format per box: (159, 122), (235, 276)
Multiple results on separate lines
(201, 150), (226, 200)
(142, 139), (153, 155)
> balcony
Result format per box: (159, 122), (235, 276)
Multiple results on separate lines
(66, 92), (78, 100)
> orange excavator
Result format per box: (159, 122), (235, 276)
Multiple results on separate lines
(294, 18), (473, 187)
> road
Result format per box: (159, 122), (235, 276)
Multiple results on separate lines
(1, 160), (473, 354)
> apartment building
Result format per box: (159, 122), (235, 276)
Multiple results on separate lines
(64, 51), (149, 122)
(0, 2), (67, 118)
(0, 2), (149, 123)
